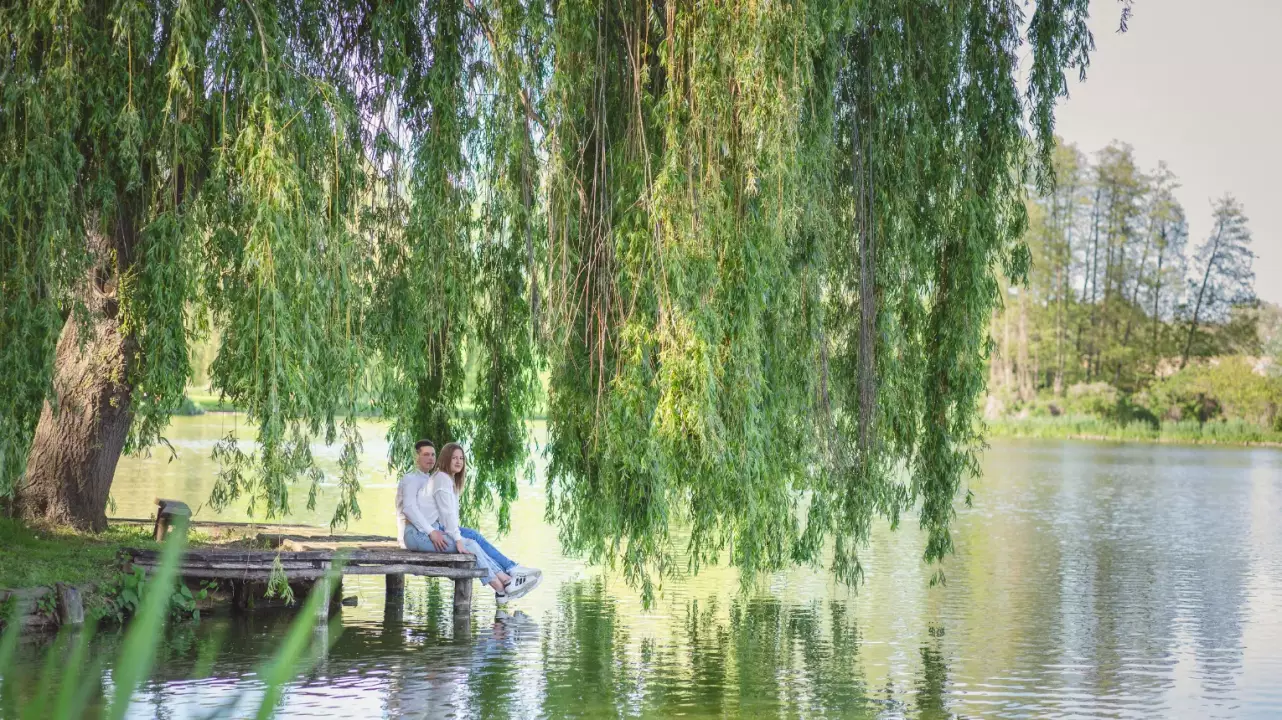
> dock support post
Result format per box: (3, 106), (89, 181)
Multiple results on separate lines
(452, 578), (472, 634)
(55, 583), (84, 627)
(385, 573), (404, 605)
(232, 581), (251, 613)
(313, 563), (332, 621)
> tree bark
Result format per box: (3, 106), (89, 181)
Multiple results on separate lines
(1017, 291), (1032, 402)
(1150, 239), (1165, 376)
(1181, 219), (1224, 370)
(16, 231), (134, 531)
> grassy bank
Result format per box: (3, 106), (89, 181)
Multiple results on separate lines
(989, 415), (1282, 446)
(0, 519), (160, 590)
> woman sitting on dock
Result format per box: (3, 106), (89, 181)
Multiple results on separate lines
(396, 440), (541, 605)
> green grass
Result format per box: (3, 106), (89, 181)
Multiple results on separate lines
(186, 389), (239, 413)
(0, 520), (223, 592)
(0, 519), (159, 590)
(173, 395), (206, 416)
(989, 415), (1282, 446)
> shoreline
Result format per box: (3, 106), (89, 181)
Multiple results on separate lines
(988, 418), (1282, 449)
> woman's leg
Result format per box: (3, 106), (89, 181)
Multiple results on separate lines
(459, 527), (517, 573)
(459, 539), (509, 592)
(406, 527), (506, 591)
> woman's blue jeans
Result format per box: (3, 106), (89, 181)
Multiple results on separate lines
(403, 525), (502, 586)
(457, 526), (516, 572)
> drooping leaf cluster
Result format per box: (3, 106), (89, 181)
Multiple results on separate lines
(0, 0), (540, 530)
(540, 0), (1107, 596)
(2, 0), (1110, 590)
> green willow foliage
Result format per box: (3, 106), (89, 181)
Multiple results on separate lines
(2, 0), (1111, 592)
(542, 0), (822, 593)
(541, 0), (1108, 597)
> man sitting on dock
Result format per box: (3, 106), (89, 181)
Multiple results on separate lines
(395, 439), (542, 603)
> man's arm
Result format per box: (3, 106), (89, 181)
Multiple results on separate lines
(401, 474), (436, 534)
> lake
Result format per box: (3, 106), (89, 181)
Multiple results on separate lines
(13, 415), (1282, 718)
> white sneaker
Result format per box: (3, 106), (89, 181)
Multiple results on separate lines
(509, 565), (542, 578)
(495, 591), (511, 607)
(503, 572), (542, 600)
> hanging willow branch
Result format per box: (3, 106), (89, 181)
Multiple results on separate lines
(1, 0), (1106, 592)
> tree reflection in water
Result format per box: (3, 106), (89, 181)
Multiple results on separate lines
(536, 579), (900, 718)
(3, 577), (961, 719)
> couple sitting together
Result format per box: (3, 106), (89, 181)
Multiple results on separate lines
(394, 439), (542, 605)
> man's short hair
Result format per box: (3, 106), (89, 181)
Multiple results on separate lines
(414, 439), (435, 452)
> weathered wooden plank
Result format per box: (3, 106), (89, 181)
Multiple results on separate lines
(153, 569), (280, 580)
(0, 587), (52, 631)
(278, 540), (398, 553)
(257, 533), (397, 547)
(132, 560), (476, 577)
(147, 565), (486, 581)
(0, 587), (52, 602)
(127, 548), (475, 564)
(133, 560), (485, 579)
(341, 564), (486, 578)
(132, 559), (322, 572)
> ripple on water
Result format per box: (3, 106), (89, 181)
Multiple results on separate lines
(9, 430), (1275, 718)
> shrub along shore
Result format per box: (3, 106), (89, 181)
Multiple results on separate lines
(986, 356), (1282, 448)
(988, 415), (1282, 447)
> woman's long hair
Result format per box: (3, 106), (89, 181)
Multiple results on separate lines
(434, 442), (467, 495)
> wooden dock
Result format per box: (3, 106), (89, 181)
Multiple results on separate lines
(124, 543), (486, 628)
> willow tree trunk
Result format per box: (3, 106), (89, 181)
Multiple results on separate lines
(16, 231), (134, 531)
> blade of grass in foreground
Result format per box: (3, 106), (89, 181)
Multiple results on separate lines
(0, 602), (21, 675)
(0, 602), (23, 715)
(106, 517), (189, 720)
(24, 628), (68, 718)
(189, 624), (227, 681)
(54, 617), (102, 720)
(253, 560), (346, 720)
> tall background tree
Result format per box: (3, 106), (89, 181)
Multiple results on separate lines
(989, 139), (1263, 418)
(2, 0), (1114, 592)
(1180, 196), (1255, 369)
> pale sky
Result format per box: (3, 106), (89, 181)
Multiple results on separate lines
(1052, 0), (1282, 305)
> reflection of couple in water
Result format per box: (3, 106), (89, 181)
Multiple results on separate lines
(394, 439), (542, 606)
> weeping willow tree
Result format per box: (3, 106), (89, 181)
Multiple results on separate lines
(0, 0), (538, 530)
(1, 0), (1115, 590)
(539, 0), (1113, 597)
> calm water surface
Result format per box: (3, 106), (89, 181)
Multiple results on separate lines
(15, 415), (1282, 718)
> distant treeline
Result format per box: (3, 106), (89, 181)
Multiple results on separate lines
(990, 139), (1280, 435)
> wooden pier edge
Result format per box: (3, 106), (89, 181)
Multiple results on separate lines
(123, 545), (484, 627)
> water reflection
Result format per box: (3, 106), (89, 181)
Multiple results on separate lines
(914, 626), (950, 720)
(5, 425), (1279, 718)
